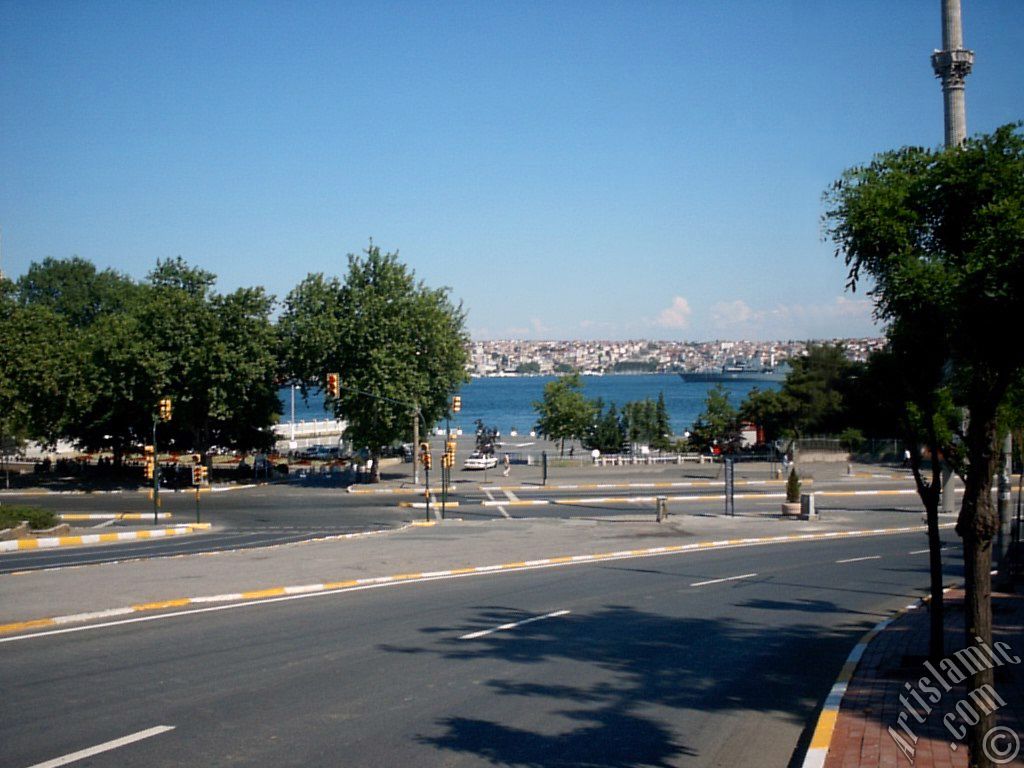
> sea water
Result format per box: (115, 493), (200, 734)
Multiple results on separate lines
(279, 374), (778, 436)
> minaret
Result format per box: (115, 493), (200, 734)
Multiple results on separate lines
(931, 0), (974, 147)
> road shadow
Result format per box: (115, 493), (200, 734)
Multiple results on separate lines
(379, 603), (876, 767)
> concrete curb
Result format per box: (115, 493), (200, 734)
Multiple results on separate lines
(398, 501), (460, 509)
(0, 523), (953, 639)
(58, 513), (173, 521)
(0, 523), (211, 553)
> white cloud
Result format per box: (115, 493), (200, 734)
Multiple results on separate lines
(530, 317), (552, 336)
(655, 296), (693, 329)
(710, 299), (756, 327)
(708, 296), (877, 338)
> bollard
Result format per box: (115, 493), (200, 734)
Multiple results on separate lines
(656, 495), (668, 523)
(800, 493), (817, 520)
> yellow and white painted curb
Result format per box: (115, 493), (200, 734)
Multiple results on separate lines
(480, 488), (926, 507)
(58, 513), (173, 521)
(482, 479), (798, 492)
(398, 500), (460, 509)
(0, 523), (211, 553)
(349, 486), (427, 496)
(800, 614), (896, 768)
(0, 523), (950, 638)
(799, 589), (948, 768)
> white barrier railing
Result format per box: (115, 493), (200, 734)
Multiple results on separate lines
(592, 453), (707, 466)
(272, 419), (346, 438)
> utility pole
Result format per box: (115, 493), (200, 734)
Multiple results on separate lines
(931, 0), (974, 148)
(934, 0), (974, 514)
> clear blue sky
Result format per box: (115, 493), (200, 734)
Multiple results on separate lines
(1, 1), (1021, 341)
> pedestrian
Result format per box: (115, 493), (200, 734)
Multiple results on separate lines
(502, 453), (510, 477)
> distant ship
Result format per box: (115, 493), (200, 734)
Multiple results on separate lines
(678, 356), (789, 383)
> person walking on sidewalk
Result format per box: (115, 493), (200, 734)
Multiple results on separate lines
(502, 453), (510, 477)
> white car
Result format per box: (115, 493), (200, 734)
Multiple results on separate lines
(463, 452), (498, 470)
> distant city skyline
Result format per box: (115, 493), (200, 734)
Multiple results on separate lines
(1, 2), (1021, 342)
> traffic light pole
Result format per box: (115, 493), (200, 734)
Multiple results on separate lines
(424, 459), (431, 523)
(442, 415), (449, 521)
(152, 418), (160, 525)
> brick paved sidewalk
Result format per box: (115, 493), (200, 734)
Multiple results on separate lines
(824, 590), (1024, 767)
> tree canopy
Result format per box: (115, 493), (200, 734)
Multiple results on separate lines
(278, 243), (469, 480)
(533, 373), (597, 456)
(0, 256), (281, 460)
(824, 123), (1024, 764)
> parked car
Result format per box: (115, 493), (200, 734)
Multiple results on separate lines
(463, 451), (498, 470)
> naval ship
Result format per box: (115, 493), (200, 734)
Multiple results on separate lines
(677, 355), (788, 383)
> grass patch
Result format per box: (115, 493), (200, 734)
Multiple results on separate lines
(0, 506), (58, 530)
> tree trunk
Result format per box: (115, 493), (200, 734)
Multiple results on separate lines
(956, 400), (1002, 768)
(370, 448), (381, 483)
(911, 443), (946, 662)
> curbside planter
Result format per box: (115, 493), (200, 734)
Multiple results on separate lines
(781, 502), (802, 518)
(782, 467), (802, 518)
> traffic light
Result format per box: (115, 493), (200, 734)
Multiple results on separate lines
(326, 372), (340, 398)
(143, 445), (155, 480)
(192, 464), (208, 485)
(158, 397), (172, 421)
(420, 441), (432, 470)
(452, 395), (462, 413)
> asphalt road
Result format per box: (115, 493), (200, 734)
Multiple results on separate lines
(2, 530), (962, 768)
(0, 467), (936, 573)
(0, 484), (409, 573)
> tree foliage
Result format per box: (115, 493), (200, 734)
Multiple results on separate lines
(533, 373), (596, 456)
(824, 123), (1024, 764)
(689, 384), (739, 451)
(278, 243), (469, 480)
(1, 256), (281, 460)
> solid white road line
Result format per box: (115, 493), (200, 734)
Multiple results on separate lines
(689, 573), (758, 588)
(459, 609), (571, 640)
(27, 725), (176, 768)
(836, 556), (882, 564)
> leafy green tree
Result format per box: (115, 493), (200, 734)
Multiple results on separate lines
(738, 387), (792, 445)
(16, 256), (138, 328)
(533, 373), (596, 456)
(131, 259), (281, 457)
(782, 344), (861, 436)
(0, 291), (81, 447)
(689, 384), (739, 452)
(654, 392), (672, 450)
(824, 124), (1024, 763)
(278, 243), (469, 481)
(10, 256), (281, 461)
(583, 399), (626, 454)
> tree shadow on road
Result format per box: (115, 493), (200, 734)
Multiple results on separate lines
(380, 602), (877, 767)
